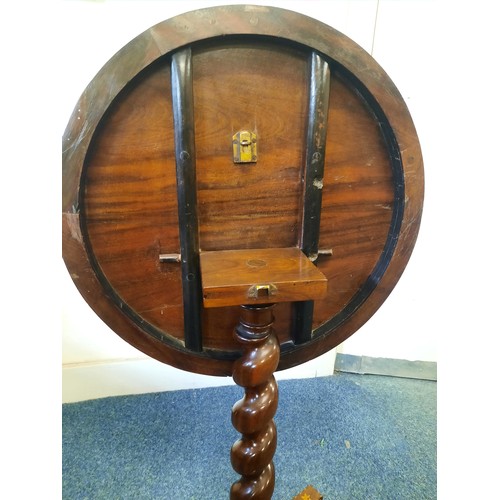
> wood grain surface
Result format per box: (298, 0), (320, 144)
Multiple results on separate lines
(62, 6), (424, 376)
(200, 248), (327, 308)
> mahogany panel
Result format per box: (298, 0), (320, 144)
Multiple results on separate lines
(312, 73), (395, 330)
(84, 64), (186, 341)
(193, 42), (308, 251)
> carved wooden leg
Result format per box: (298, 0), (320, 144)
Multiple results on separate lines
(230, 304), (280, 500)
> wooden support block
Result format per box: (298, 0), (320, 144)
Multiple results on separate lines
(199, 247), (327, 308)
(292, 485), (324, 500)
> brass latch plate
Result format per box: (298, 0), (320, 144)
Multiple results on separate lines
(232, 130), (257, 163)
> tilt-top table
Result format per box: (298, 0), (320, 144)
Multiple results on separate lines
(62, 5), (424, 498)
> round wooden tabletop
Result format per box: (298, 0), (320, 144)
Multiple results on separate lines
(62, 5), (424, 376)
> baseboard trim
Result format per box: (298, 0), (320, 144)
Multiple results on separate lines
(334, 353), (437, 381)
(62, 350), (337, 403)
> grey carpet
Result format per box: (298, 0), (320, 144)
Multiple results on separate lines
(62, 372), (436, 499)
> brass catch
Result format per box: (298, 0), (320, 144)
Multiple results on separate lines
(233, 130), (257, 163)
(248, 283), (278, 299)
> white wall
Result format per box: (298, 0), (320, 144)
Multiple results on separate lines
(59, 0), (441, 402)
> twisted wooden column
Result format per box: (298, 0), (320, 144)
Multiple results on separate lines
(230, 304), (280, 500)
(199, 247), (326, 498)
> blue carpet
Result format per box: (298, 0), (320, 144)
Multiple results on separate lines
(62, 373), (436, 499)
